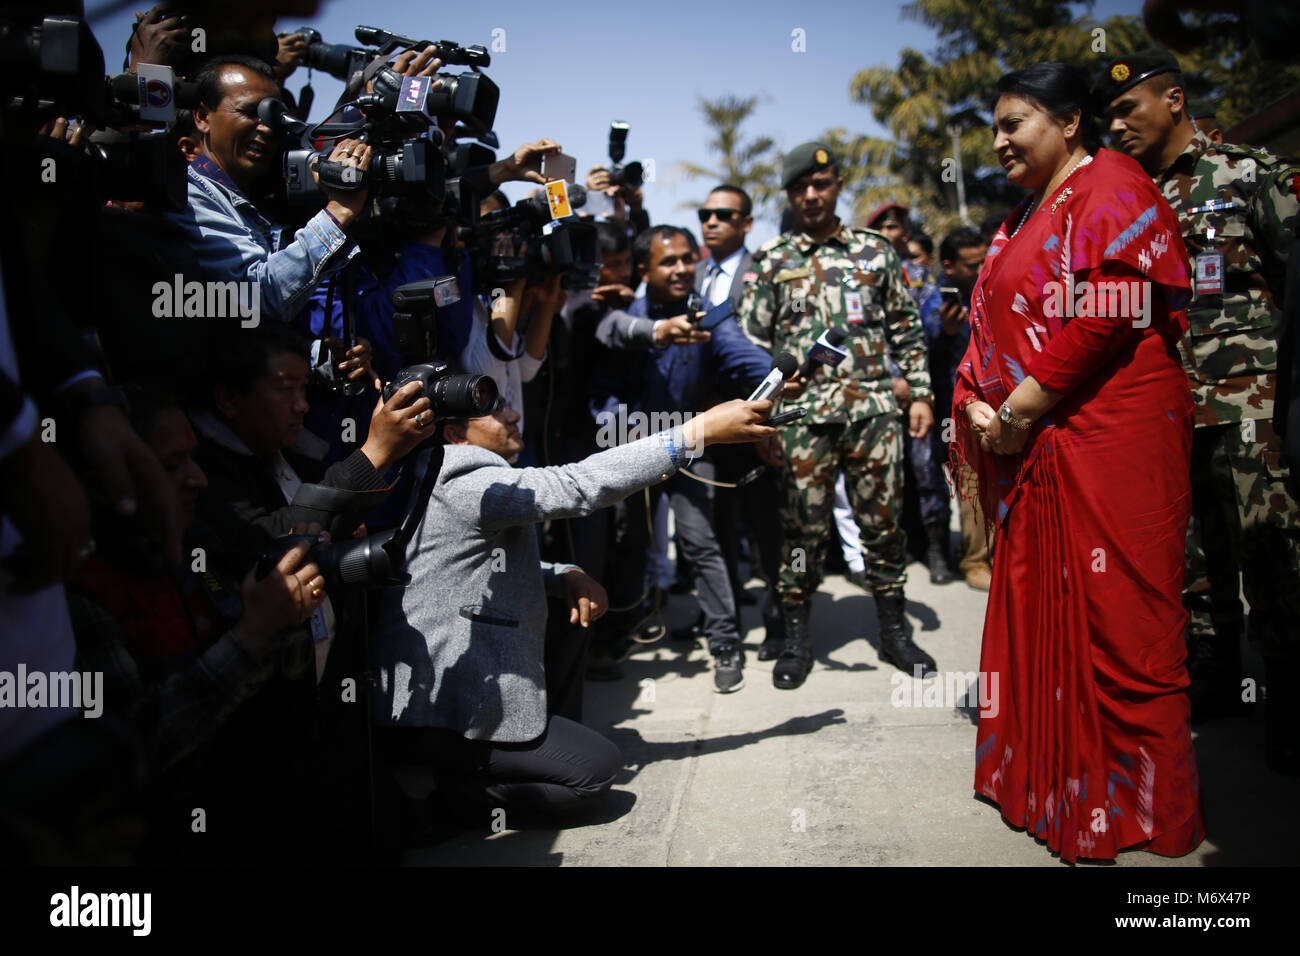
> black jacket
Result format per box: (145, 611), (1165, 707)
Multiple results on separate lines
(191, 410), (393, 572)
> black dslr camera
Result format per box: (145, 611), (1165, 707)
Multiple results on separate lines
(607, 121), (643, 190)
(256, 531), (408, 592)
(383, 361), (499, 420)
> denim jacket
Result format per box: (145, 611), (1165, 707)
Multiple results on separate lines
(167, 160), (357, 323)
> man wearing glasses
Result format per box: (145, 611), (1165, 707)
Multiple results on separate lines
(696, 187), (787, 662)
(697, 186), (756, 309)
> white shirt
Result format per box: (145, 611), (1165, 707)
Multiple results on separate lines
(703, 247), (745, 307)
(460, 297), (545, 435)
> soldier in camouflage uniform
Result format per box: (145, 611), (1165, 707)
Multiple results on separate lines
(1098, 50), (1300, 771)
(738, 143), (937, 689)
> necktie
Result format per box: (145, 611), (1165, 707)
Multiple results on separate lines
(702, 262), (723, 306)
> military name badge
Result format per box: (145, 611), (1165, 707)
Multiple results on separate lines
(845, 289), (865, 324)
(1194, 250), (1224, 297)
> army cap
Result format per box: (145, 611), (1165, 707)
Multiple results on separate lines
(867, 201), (910, 228)
(782, 142), (837, 190)
(1094, 48), (1182, 108)
(1186, 98), (1217, 120)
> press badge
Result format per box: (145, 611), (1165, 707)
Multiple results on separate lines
(1188, 201), (1239, 299)
(1195, 251), (1224, 296)
(1195, 218), (1223, 297)
(545, 180), (573, 219)
(845, 290), (865, 324)
(309, 605), (330, 643)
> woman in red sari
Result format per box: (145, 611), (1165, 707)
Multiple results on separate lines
(952, 63), (1203, 861)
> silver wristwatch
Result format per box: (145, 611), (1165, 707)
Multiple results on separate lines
(998, 401), (1032, 431)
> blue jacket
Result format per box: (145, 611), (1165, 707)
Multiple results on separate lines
(167, 158), (356, 324)
(304, 245), (475, 384)
(918, 279), (972, 412)
(589, 295), (772, 421)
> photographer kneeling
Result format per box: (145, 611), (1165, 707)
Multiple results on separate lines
(371, 394), (776, 824)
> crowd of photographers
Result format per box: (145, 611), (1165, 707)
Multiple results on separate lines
(0, 2), (1104, 865)
(0, 4), (790, 863)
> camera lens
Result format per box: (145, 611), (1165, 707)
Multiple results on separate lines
(430, 373), (498, 419)
(470, 377), (496, 415)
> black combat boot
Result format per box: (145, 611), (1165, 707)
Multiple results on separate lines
(757, 593), (785, 661)
(875, 591), (937, 677)
(773, 601), (813, 690)
(925, 521), (955, 585)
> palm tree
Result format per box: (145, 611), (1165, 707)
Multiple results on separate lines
(678, 94), (782, 219)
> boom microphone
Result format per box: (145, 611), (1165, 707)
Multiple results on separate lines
(748, 352), (798, 402)
(796, 327), (849, 380)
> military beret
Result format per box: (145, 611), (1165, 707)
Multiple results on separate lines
(1093, 48), (1182, 108)
(782, 142), (837, 190)
(866, 202), (910, 228)
(1186, 98), (1217, 120)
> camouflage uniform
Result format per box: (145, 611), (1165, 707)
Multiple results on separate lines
(739, 222), (932, 602)
(1154, 129), (1300, 663)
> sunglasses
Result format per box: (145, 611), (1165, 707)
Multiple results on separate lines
(698, 208), (741, 224)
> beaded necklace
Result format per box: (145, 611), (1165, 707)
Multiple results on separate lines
(1012, 153), (1093, 235)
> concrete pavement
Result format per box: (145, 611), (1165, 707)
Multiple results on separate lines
(405, 559), (1300, 867)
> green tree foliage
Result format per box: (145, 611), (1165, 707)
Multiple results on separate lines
(678, 94), (782, 219)
(830, 0), (1299, 237)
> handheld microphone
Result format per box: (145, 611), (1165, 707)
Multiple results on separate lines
(748, 352), (798, 402)
(796, 327), (849, 380)
(686, 292), (704, 323)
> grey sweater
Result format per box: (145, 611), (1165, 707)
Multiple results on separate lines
(371, 432), (681, 742)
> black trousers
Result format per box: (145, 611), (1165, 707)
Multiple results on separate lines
(475, 716), (620, 815)
(712, 443), (785, 643)
(385, 717), (620, 821)
(605, 452), (742, 652)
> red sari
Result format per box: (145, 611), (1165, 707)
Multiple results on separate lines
(952, 149), (1203, 861)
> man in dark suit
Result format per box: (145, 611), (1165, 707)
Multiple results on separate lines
(696, 187), (787, 661)
(591, 225), (773, 693)
(696, 186), (756, 309)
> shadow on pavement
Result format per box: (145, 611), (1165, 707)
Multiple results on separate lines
(1192, 714), (1300, 865)
(605, 709), (848, 782)
(404, 790), (639, 866)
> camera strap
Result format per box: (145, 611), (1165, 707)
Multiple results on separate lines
(341, 262), (358, 350)
(289, 480), (394, 515)
(483, 297), (528, 362)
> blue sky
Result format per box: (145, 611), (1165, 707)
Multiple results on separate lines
(87, 0), (1139, 245)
